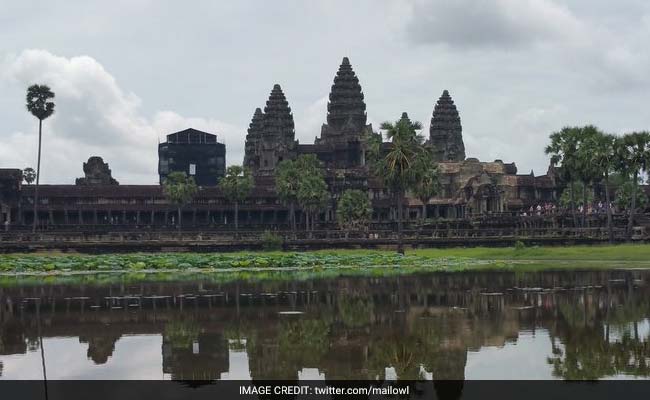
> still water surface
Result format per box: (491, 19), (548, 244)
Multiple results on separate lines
(1, 270), (649, 380)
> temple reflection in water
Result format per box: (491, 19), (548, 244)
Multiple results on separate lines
(1, 271), (649, 380)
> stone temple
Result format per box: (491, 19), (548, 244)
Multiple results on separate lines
(0, 57), (563, 229)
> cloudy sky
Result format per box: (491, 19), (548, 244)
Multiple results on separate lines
(1, 0), (649, 184)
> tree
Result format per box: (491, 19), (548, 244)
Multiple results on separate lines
(219, 165), (254, 231)
(276, 155), (323, 234)
(368, 112), (429, 253)
(545, 126), (597, 228)
(337, 189), (372, 238)
(615, 180), (648, 216)
(412, 155), (440, 222)
(297, 173), (328, 233)
(162, 171), (198, 229)
(616, 132), (650, 240)
(23, 167), (36, 185)
(573, 126), (602, 227)
(26, 84), (55, 232)
(586, 132), (618, 243)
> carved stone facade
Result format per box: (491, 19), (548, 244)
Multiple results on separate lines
(245, 85), (297, 176)
(428, 90), (466, 162)
(75, 156), (119, 186)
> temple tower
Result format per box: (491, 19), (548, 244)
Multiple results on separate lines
(429, 90), (466, 162)
(256, 84), (297, 175)
(243, 107), (264, 170)
(316, 57), (373, 168)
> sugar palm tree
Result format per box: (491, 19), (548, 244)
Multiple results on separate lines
(545, 127), (582, 228)
(616, 131), (650, 241)
(276, 155), (322, 234)
(412, 156), (440, 222)
(23, 167), (36, 185)
(370, 113), (428, 253)
(26, 84), (55, 232)
(586, 131), (618, 243)
(162, 171), (198, 229)
(219, 165), (254, 231)
(297, 173), (329, 233)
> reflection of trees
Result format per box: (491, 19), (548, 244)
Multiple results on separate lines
(79, 334), (121, 364)
(548, 291), (650, 379)
(164, 320), (200, 349)
(278, 318), (330, 367)
(338, 296), (374, 328)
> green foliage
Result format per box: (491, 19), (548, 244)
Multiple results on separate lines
(261, 230), (283, 251)
(26, 84), (55, 121)
(164, 320), (200, 349)
(370, 114), (428, 194)
(336, 189), (372, 231)
(218, 165), (254, 204)
(276, 155), (329, 231)
(514, 240), (525, 251)
(162, 171), (198, 207)
(615, 180), (648, 211)
(559, 181), (593, 208)
(22, 167), (36, 185)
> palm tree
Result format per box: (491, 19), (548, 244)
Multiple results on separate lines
(616, 131), (650, 241)
(412, 157), (440, 222)
(218, 165), (254, 231)
(573, 126), (601, 227)
(369, 112), (428, 254)
(23, 167), (36, 185)
(162, 171), (198, 229)
(297, 173), (328, 233)
(276, 155), (322, 234)
(587, 132), (618, 243)
(545, 127), (582, 228)
(26, 84), (55, 232)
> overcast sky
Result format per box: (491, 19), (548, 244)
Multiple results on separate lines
(1, 0), (649, 184)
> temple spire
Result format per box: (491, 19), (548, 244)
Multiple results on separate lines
(429, 90), (466, 162)
(262, 84), (295, 140)
(325, 57), (367, 132)
(243, 107), (264, 169)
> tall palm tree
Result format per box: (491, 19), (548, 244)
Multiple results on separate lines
(219, 165), (254, 231)
(26, 84), (55, 232)
(276, 155), (322, 234)
(587, 132), (618, 243)
(412, 157), (440, 222)
(545, 127), (581, 228)
(370, 113), (428, 254)
(297, 173), (329, 233)
(616, 131), (650, 241)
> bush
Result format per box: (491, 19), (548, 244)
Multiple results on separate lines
(514, 240), (526, 251)
(261, 230), (283, 251)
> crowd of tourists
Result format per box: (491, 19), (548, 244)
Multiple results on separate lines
(520, 201), (616, 217)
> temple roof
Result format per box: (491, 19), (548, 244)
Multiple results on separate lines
(262, 84), (295, 139)
(246, 108), (264, 141)
(326, 57), (367, 130)
(166, 128), (218, 144)
(429, 90), (466, 162)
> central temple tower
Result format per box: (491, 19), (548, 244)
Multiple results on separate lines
(315, 57), (373, 168)
(429, 90), (466, 162)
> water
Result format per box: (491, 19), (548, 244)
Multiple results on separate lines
(1, 270), (649, 380)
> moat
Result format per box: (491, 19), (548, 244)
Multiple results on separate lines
(1, 269), (649, 380)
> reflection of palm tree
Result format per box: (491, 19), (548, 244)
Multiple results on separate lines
(36, 300), (48, 400)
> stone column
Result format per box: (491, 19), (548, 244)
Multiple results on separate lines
(79, 210), (83, 224)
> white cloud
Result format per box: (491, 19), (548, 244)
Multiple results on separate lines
(0, 49), (244, 184)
